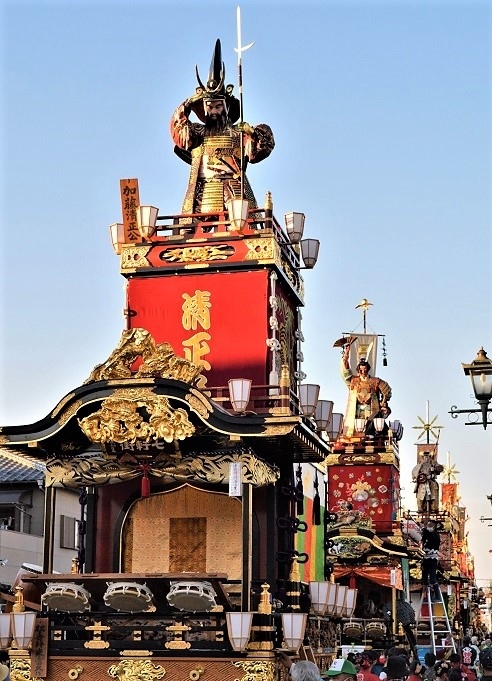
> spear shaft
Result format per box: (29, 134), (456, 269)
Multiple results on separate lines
(235, 6), (254, 199)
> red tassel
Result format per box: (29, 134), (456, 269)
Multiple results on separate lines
(141, 465), (150, 498)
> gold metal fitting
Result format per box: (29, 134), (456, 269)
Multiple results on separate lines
(190, 667), (204, 681)
(68, 667), (83, 680)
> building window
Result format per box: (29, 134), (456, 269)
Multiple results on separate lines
(0, 505), (32, 533)
(0, 508), (15, 531)
(60, 515), (77, 549)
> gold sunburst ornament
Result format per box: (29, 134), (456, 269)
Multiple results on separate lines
(442, 451), (460, 483)
(412, 413), (443, 441)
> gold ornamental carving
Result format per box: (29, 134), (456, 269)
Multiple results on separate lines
(58, 399), (83, 426)
(86, 328), (203, 384)
(9, 655), (37, 681)
(50, 392), (76, 419)
(262, 422), (297, 435)
(79, 390), (195, 444)
(233, 660), (275, 681)
(108, 659), (166, 680)
(245, 238), (275, 261)
(185, 391), (212, 418)
(46, 448), (279, 488)
(161, 244), (233, 263)
(120, 245), (152, 270)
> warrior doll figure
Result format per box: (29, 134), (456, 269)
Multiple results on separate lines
(341, 343), (392, 438)
(170, 39), (274, 222)
(412, 451), (444, 514)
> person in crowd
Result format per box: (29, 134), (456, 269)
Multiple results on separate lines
(322, 659), (357, 681)
(421, 519), (441, 602)
(277, 654), (321, 681)
(379, 651), (410, 681)
(435, 661), (451, 681)
(291, 661), (323, 681)
(461, 638), (479, 676)
(423, 653), (437, 681)
(373, 655), (387, 678)
(471, 638), (482, 677)
(448, 670), (464, 681)
(478, 649), (492, 679)
(407, 661), (424, 681)
(449, 653), (475, 681)
(357, 653), (381, 681)
(384, 656), (409, 681)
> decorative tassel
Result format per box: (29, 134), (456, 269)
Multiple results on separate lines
(382, 336), (388, 366)
(312, 472), (321, 526)
(295, 465), (304, 516)
(141, 465), (150, 498)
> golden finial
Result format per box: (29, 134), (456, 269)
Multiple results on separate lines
(355, 299), (373, 333)
(289, 557), (301, 583)
(258, 583), (272, 615)
(264, 191), (273, 211)
(280, 364), (290, 387)
(12, 585), (25, 613)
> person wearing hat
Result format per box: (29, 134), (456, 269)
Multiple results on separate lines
(322, 658), (357, 681)
(170, 39), (274, 222)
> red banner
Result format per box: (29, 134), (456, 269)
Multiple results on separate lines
(127, 270), (270, 387)
(327, 464), (399, 531)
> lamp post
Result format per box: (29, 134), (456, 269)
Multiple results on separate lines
(449, 347), (492, 429)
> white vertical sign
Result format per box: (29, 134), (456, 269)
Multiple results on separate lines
(229, 462), (243, 497)
(390, 568), (396, 586)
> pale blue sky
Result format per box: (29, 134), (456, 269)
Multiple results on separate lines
(1, 0), (491, 582)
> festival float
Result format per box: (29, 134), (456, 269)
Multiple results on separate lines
(0, 26), (347, 681)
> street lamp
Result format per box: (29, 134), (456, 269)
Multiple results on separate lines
(449, 347), (492, 429)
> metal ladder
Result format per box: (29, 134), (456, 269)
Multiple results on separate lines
(415, 586), (457, 655)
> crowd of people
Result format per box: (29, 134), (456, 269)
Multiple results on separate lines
(280, 637), (492, 681)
